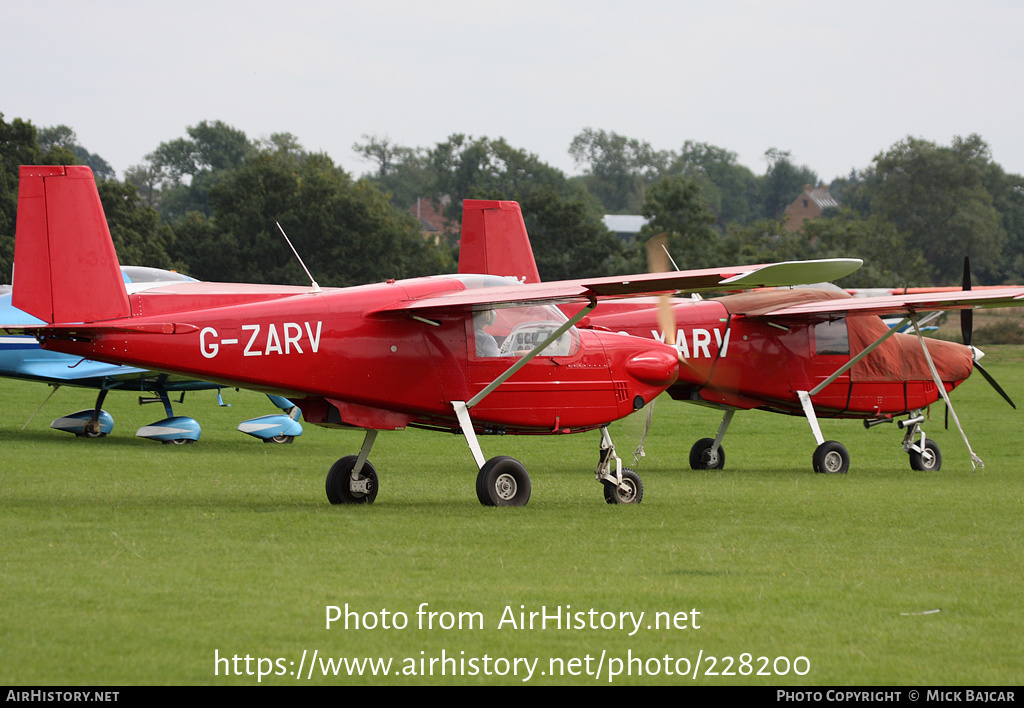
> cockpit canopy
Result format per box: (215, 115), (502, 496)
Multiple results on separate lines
(455, 274), (580, 358)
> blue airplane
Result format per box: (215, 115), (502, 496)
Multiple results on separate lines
(0, 266), (303, 444)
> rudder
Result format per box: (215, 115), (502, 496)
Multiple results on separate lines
(13, 165), (129, 324)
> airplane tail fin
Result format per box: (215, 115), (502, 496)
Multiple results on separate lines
(12, 166), (130, 324)
(458, 200), (541, 284)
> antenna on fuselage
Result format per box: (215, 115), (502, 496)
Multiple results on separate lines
(276, 222), (321, 292)
(661, 243), (680, 272)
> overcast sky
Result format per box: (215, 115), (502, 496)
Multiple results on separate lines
(4, 1), (1022, 184)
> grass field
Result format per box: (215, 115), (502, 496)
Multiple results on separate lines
(2, 347), (1022, 685)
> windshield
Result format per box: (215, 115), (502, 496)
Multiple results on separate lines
(473, 304), (579, 358)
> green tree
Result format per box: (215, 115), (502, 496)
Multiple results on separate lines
(800, 209), (928, 287)
(637, 175), (722, 271)
(568, 128), (669, 214)
(870, 135), (1005, 284)
(1, 115), (41, 278)
(762, 148), (818, 220)
(37, 125), (115, 180)
(96, 179), (176, 270)
(665, 141), (764, 228)
(174, 146), (453, 286)
(352, 134), (432, 209)
(139, 120), (255, 220)
(430, 134), (621, 280)
(978, 160), (1024, 284)
(1, 115), (114, 279)
(722, 217), (804, 265)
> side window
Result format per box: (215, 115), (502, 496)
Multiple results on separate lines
(472, 306), (580, 359)
(473, 310), (501, 357)
(815, 319), (850, 356)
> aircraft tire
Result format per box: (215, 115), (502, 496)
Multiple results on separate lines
(603, 469), (643, 504)
(476, 456), (531, 507)
(689, 438), (725, 470)
(813, 441), (849, 474)
(326, 455), (379, 504)
(263, 434), (295, 444)
(909, 440), (942, 471)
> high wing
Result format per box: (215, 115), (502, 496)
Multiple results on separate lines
(764, 287), (1024, 319)
(378, 258), (864, 314)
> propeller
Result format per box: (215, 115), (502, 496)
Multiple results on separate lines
(632, 233), (680, 466)
(646, 233), (678, 349)
(961, 256), (973, 345)
(960, 256), (1016, 409)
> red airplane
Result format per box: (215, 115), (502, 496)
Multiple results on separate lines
(458, 199), (1024, 475)
(4, 166), (863, 506)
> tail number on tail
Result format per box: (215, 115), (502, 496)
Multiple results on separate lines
(200, 322), (323, 359)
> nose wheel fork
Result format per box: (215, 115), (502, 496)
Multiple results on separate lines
(596, 427), (644, 504)
(900, 411), (943, 471)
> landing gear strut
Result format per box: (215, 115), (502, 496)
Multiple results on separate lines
(900, 411), (942, 471)
(596, 427), (643, 504)
(82, 389), (109, 437)
(689, 410), (734, 470)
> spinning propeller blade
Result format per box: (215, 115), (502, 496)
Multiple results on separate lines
(974, 360), (1016, 409)
(961, 256), (973, 346)
(646, 234), (678, 348)
(958, 256), (1016, 409)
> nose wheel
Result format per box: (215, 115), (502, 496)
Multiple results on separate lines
(901, 413), (942, 471)
(603, 468), (643, 504)
(909, 439), (942, 471)
(595, 427), (644, 504)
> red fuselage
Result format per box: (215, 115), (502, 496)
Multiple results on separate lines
(38, 276), (680, 434)
(573, 290), (974, 419)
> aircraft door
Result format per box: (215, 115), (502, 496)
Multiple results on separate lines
(809, 318), (853, 413)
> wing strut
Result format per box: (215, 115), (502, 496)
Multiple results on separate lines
(908, 315), (983, 470)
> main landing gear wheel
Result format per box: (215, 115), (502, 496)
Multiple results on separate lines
(813, 441), (850, 474)
(263, 434), (295, 444)
(603, 469), (643, 505)
(326, 455), (379, 504)
(476, 456), (531, 507)
(689, 438), (725, 470)
(909, 439), (942, 471)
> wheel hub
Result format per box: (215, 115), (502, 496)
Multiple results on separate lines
(823, 451), (843, 473)
(495, 473), (517, 500)
(617, 480), (637, 503)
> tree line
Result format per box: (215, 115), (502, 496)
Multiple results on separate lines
(2, 113), (1022, 289)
